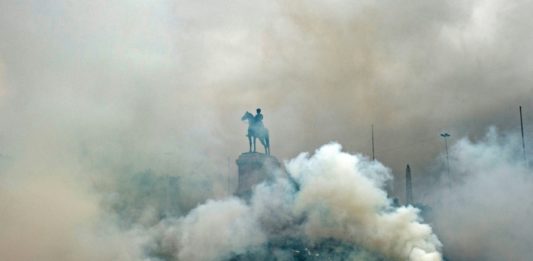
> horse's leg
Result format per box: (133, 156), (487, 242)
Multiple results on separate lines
(259, 137), (266, 154)
(253, 136), (257, 152)
(266, 136), (270, 155)
(248, 135), (252, 152)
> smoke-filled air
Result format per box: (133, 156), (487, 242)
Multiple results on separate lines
(0, 0), (532, 261)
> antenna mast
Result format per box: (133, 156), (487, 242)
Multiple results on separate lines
(520, 106), (527, 164)
(371, 124), (375, 161)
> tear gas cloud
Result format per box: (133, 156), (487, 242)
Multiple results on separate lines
(1, 0), (532, 181)
(429, 128), (533, 261)
(117, 143), (443, 261)
(0, 0), (533, 260)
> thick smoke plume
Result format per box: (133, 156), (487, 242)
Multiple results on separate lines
(146, 143), (442, 261)
(286, 143), (442, 261)
(0, 0), (532, 260)
(1, 0), (532, 191)
(428, 128), (533, 261)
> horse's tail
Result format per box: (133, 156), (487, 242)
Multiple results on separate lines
(266, 131), (270, 155)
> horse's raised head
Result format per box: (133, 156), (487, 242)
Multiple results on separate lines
(241, 111), (253, 121)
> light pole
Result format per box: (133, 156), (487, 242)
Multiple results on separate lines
(520, 106), (527, 164)
(440, 132), (451, 175)
(371, 124), (375, 161)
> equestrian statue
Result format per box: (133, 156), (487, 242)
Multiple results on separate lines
(241, 108), (270, 155)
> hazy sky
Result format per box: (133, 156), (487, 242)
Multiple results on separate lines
(1, 0), (532, 194)
(2, 1), (533, 261)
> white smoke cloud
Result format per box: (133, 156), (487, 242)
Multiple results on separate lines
(149, 143), (442, 261)
(175, 198), (266, 261)
(287, 143), (442, 261)
(429, 128), (533, 261)
(0, 1), (531, 260)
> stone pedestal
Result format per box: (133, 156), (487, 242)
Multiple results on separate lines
(235, 152), (282, 198)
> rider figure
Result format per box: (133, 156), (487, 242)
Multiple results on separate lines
(254, 108), (264, 128)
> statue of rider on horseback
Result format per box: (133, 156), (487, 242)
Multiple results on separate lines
(241, 108), (270, 155)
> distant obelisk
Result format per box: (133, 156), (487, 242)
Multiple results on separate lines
(405, 164), (413, 205)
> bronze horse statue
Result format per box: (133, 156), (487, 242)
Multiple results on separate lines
(241, 111), (270, 155)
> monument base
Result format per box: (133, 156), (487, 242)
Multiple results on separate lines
(235, 152), (282, 199)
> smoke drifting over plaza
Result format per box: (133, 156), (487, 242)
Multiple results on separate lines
(0, 0), (532, 260)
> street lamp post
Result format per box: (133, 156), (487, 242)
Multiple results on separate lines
(440, 132), (451, 175)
